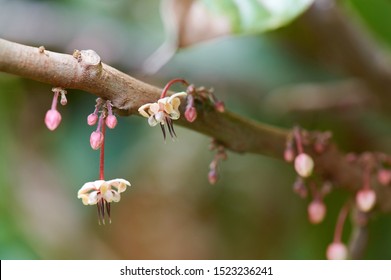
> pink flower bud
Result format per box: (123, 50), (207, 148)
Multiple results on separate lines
(377, 169), (391, 186)
(308, 200), (326, 224)
(284, 147), (295, 162)
(44, 109), (62, 131)
(326, 242), (348, 260)
(105, 115), (118, 129)
(87, 113), (98, 126)
(60, 93), (67, 106)
(314, 141), (325, 154)
(214, 101), (225, 113)
(90, 131), (104, 150)
(294, 153), (314, 178)
(356, 189), (376, 212)
(208, 169), (218, 185)
(185, 106), (197, 122)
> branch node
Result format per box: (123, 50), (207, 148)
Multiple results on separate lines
(72, 49), (82, 62)
(38, 46), (45, 54)
(80, 50), (101, 67)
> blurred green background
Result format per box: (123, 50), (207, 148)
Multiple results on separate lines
(1, 0), (391, 259)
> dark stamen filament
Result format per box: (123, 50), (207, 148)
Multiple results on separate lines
(160, 123), (166, 141)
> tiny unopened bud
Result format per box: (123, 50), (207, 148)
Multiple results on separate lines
(90, 131), (104, 150)
(294, 153), (314, 178)
(106, 115), (118, 129)
(356, 189), (376, 212)
(208, 169), (218, 185)
(314, 141), (325, 154)
(217, 151), (228, 161)
(60, 92), (67, 105)
(326, 242), (348, 260)
(185, 106), (197, 122)
(45, 109), (62, 131)
(308, 200), (326, 224)
(346, 153), (357, 163)
(214, 101), (225, 113)
(377, 169), (391, 186)
(321, 181), (333, 196)
(87, 113), (98, 126)
(284, 147), (295, 162)
(293, 177), (307, 198)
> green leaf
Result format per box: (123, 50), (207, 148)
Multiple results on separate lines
(200, 0), (315, 34)
(345, 0), (391, 51)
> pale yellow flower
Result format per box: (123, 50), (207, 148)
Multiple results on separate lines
(138, 92), (187, 139)
(77, 178), (130, 224)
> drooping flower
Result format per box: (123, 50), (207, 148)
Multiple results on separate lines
(87, 113), (98, 126)
(45, 87), (66, 131)
(377, 168), (391, 186)
(77, 179), (130, 224)
(90, 131), (104, 150)
(326, 242), (348, 260)
(106, 115), (118, 129)
(308, 200), (326, 224)
(138, 92), (187, 139)
(185, 106), (197, 123)
(45, 109), (62, 131)
(356, 188), (376, 212)
(294, 153), (314, 178)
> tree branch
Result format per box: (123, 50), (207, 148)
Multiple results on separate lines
(0, 38), (288, 156)
(2, 37), (391, 216)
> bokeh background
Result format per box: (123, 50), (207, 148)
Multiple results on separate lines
(1, 0), (391, 259)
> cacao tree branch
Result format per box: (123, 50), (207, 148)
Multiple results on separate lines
(1, 37), (391, 216)
(0, 37), (287, 156)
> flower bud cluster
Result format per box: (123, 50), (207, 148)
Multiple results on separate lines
(88, 99), (118, 150)
(286, 128), (334, 233)
(346, 152), (386, 213)
(284, 127), (317, 179)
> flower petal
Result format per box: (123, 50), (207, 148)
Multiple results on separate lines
(168, 91), (187, 103)
(77, 180), (104, 196)
(138, 104), (152, 118)
(155, 111), (165, 123)
(158, 97), (170, 105)
(149, 103), (160, 114)
(164, 102), (174, 114)
(87, 191), (99, 205)
(78, 193), (91, 205)
(107, 178), (130, 193)
(170, 97), (181, 111)
(148, 115), (158, 127)
(111, 191), (121, 202)
(102, 189), (114, 202)
(169, 110), (180, 120)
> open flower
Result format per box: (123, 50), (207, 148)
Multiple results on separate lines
(138, 92), (187, 139)
(77, 178), (130, 224)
